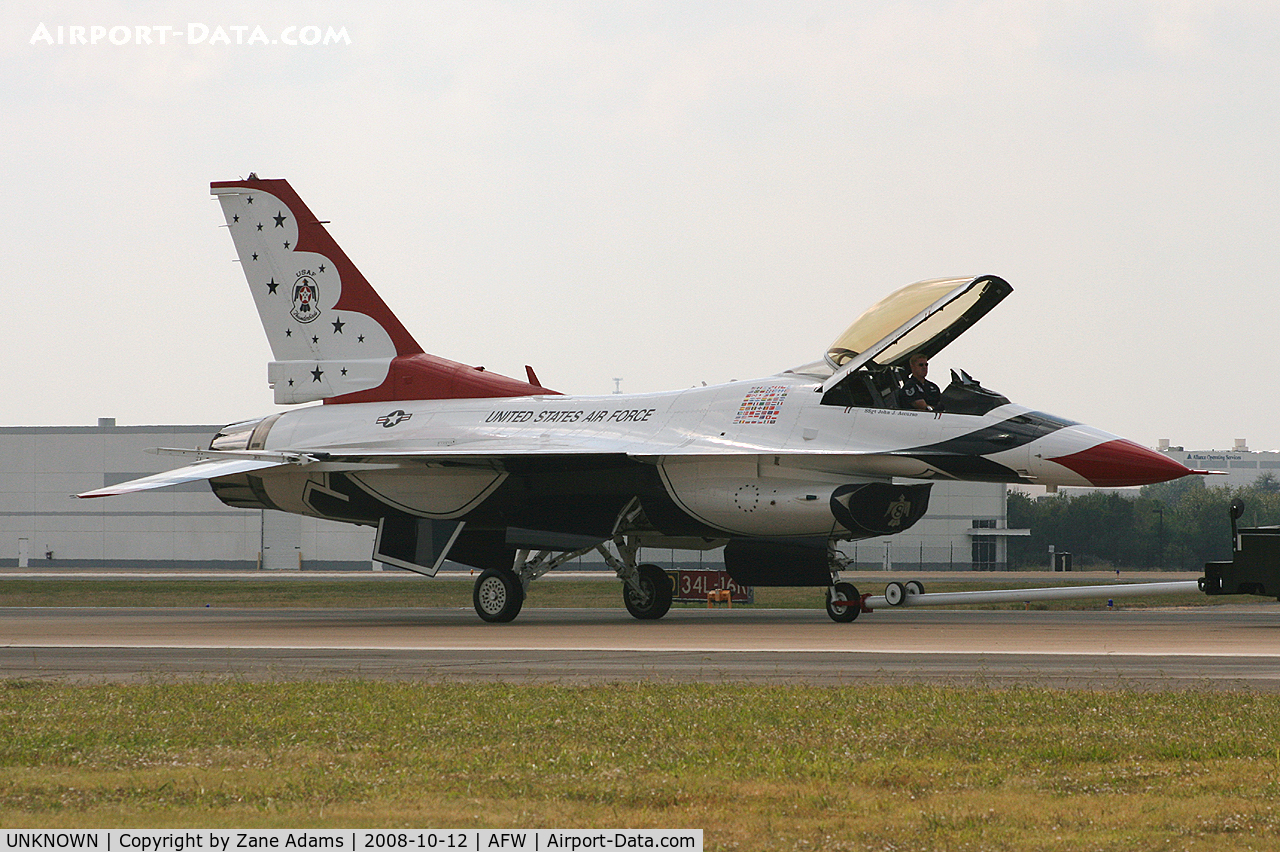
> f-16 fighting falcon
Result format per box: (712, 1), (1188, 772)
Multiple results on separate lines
(80, 176), (1200, 622)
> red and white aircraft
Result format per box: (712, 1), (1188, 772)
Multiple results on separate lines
(80, 176), (1199, 622)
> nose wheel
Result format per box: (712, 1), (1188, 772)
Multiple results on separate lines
(826, 582), (862, 622)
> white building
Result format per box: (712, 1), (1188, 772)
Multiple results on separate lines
(836, 481), (1024, 571)
(2, 421), (1021, 571)
(1, 421), (374, 569)
(1157, 439), (1280, 489)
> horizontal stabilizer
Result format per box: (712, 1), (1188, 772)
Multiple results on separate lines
(77, 457), (285, 498)
(268, 358), (396, 405)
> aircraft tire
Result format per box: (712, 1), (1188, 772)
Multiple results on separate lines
(473, 567), (524, 623)
(826, 582), (861, 623)
(623, 563), (673, 620)
(904, 580), (925, 597)
(884, 581), (906, 606)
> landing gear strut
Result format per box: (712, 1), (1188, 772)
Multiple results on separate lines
(468, 535), (676, 623)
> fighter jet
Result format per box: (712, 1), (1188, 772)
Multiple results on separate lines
(79, 176), (1198, 622)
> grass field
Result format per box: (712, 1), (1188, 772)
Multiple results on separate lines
(3, 680), (1280, 849)
(4, 576), (1278, 848)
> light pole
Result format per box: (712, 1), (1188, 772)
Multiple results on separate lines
(1154, 505), (1164, 569)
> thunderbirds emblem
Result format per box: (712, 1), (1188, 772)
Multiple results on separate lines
(291, 275), (320, 323)
(830, 482), (931, 536)
(884, 494), (912, 528)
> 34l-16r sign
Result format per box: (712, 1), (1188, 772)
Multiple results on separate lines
(668, 569), (753, 604)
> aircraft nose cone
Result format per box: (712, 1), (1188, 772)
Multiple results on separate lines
(1047, 439), (1194, 487)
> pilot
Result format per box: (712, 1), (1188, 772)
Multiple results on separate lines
(898, 352), (943, 412)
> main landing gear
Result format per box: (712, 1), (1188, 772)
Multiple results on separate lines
(472, 567), (525, 623)
(622, 564), (675, 620)
(469, 537), (673, 623)
(594, 539), (673, 620)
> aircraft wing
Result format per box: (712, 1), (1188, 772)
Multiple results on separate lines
(76, 448), (625, 500)
(181, 422), (923, 470)
(77, 456), (289, 498)
(76, 448), (403, 498)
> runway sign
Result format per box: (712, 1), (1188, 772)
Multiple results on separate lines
(669, 569), (754, 604)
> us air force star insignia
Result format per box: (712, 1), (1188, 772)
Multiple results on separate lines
(291, 275), (320, 323)
(376, 410), (413, 428)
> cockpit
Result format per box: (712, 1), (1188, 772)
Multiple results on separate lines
(787, 275), (1015, 416)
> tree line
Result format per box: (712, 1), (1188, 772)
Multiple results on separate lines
(1006, 473), (1280, 570)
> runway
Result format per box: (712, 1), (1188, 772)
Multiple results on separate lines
(3, 605), (1280, 689)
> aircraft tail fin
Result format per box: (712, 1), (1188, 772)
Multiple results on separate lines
(211, 175), (553, 404)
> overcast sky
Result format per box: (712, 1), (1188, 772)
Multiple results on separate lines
(5, 1), (1277, 452)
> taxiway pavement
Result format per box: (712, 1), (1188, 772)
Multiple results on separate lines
(3, 606), (1278, 690)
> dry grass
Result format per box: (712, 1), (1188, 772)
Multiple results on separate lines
(3, 681), (1280, 849)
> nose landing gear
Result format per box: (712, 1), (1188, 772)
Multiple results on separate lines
(825, 581), (862, 622)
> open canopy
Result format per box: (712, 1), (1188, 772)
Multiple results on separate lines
(820, 275), (1012, 394)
